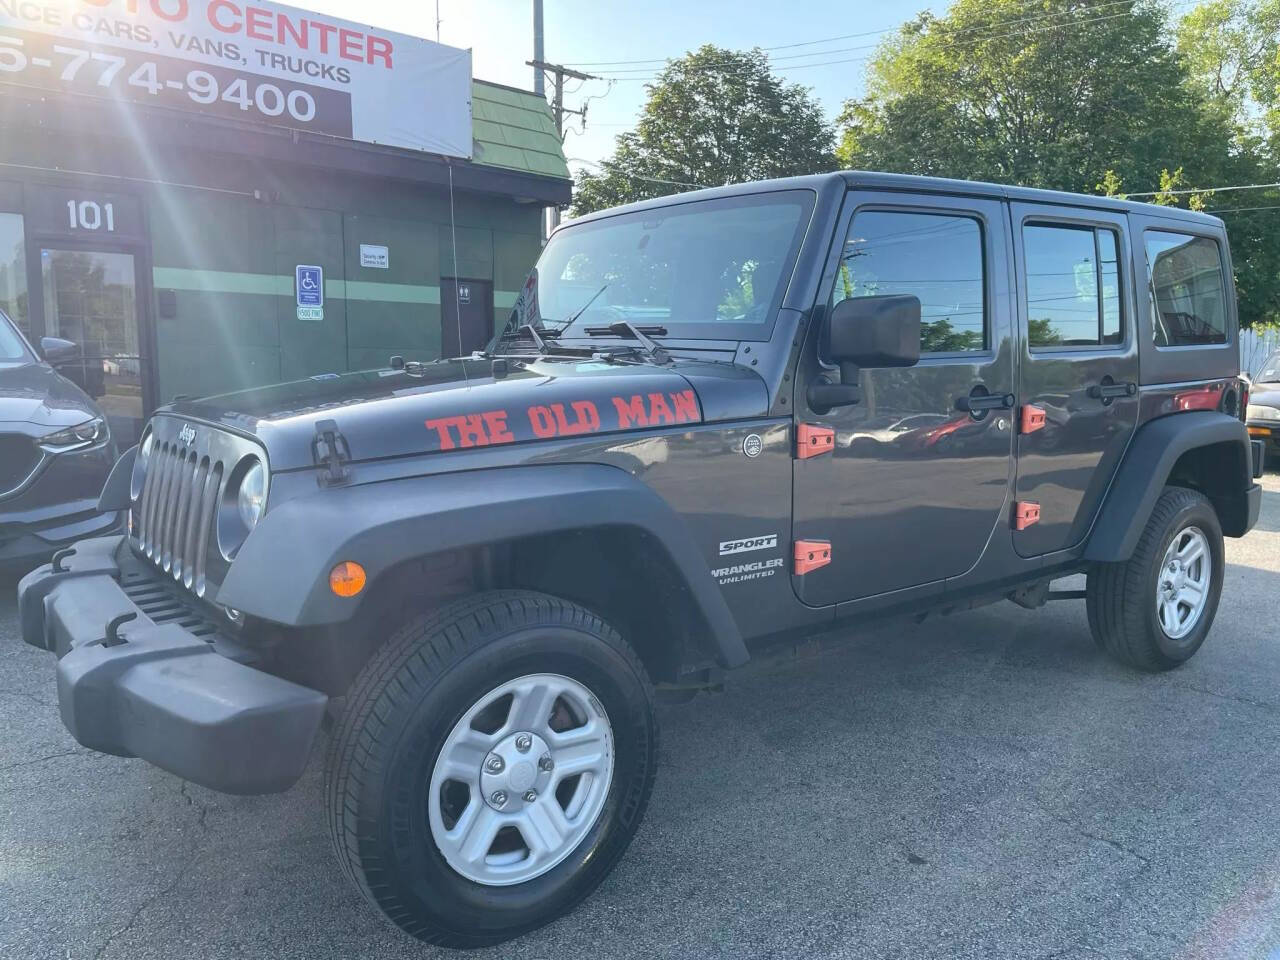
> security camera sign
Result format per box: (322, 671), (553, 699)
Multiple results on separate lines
(0, 0), (472, 157)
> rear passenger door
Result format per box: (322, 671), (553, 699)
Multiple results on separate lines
(1010, 203), (1140, 556)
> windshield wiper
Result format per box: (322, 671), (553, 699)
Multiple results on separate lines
(583, 320), (670, 362)
(546, 283), (610, 334)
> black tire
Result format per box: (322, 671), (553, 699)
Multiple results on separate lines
(1087, 486), (1224, 671)
(325, 590), (657, 948)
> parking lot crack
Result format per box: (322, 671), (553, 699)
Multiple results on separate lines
(0, 748), (90, 772)
(91, 780), (210, 960)
(1168, 682), (1280, 717)
(0, 688), (56, 708)
(1047, 814), (1151, 870)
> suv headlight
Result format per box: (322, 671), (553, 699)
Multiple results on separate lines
(40, 417), (107, 452)
(219, 455), (267, 560)
(130, 427), (153, 501)
(237, 460), (267, 530)
(1247, 404), (1280, 421)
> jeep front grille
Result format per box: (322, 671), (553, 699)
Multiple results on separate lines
(130, 416), (266, 600)
(135, 439), (224, 595)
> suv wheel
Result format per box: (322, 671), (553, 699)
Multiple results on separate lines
(1087, 486), (1224, 671)
(325, 590), (657, 948)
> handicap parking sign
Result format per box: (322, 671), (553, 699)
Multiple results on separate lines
(296, 265), (324, 307)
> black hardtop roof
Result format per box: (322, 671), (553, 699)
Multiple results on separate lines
(562, 170), (1222, 229)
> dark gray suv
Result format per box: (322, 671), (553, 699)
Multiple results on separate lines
(0, 308), (119, 571)
(18, 172), (1265, 947)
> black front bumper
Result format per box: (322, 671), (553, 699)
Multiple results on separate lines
(17, 536), (327, 795)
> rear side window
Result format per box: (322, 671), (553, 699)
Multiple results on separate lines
(1144, 231), (1228, 346)
(1023, 223), (1123, 348)
(832, 210), (986, 354)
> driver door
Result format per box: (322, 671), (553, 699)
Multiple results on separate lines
(792, 191), (1016, 606)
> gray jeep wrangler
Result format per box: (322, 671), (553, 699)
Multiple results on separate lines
(18, 172), (1264, 947)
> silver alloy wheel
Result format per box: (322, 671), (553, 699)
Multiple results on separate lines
(1156, 525), (1212, 640)
(428, 673), (614, 886)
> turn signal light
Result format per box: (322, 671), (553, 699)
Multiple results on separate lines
(329, 561), (367, 597)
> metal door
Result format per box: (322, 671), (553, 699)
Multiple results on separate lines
(1009, 202), (1140, 557)
(441, 278), (494, 357)
(792, 191), (1016, 606)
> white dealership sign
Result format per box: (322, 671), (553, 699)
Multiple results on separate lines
(0, 0), (472, 157)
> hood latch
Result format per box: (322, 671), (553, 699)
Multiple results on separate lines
(312, 418), (351, 486)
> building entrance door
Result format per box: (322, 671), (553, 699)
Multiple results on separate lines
(40, 247), (147, 447)
(441, 278), (494, 357)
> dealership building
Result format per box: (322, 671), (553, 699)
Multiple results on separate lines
(0, 0), (570, 447)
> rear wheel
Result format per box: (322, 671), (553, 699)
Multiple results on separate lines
(325, 590), (657, 948)
(1087, 486), (1224, 671)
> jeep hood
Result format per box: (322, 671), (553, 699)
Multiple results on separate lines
(163, 357), (769, 471)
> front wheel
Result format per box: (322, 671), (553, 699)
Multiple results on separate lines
(325, 591), (657, 948)
(1087, 486), (1224, 671)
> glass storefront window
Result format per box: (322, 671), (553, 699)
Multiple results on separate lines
(0, 212), (28, 334)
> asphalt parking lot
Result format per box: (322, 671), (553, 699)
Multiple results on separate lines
(3, 477), (1280, 960)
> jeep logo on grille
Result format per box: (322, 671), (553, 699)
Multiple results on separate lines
(178, 424), (196, 446)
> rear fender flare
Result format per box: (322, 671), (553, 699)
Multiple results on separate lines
(217, 463), (749, 668)
(1084, 411), (1254, 562)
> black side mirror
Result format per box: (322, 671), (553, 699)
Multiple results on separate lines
(809, 295), (921, 412)
(40, 336), (80, 365)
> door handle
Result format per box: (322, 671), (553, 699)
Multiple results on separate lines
(1088, 381), (1137, 400)
(956, 391), (1015, 414)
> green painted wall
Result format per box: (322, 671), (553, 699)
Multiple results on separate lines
(142, 159), (543, 404)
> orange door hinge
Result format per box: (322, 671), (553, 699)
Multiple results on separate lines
(794, 540), (832, 575)
(1013, 501), (1041, 530)
(796, 423), (835, 459)
(1020, 405), (1046, 434)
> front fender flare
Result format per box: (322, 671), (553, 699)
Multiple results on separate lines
(218, 463), (749, 668)
(1084, 411), (1256, 562)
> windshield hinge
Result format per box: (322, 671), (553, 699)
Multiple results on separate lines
(311, 418), (351, 486)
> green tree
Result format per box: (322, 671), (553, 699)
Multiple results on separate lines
(1177, 0), (1280, 122)
(836, 0), (1236, 197)
(1176, 0), (1280, 327)
(572, 46), (835, 216)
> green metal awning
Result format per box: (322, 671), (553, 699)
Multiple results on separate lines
(471, 80), (569, 183)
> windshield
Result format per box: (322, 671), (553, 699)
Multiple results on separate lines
(1258, 352), (1280, 383)
(0, 309), (32, 363)
(510, 190), (813, 342)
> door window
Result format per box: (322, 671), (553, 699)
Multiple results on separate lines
(832, 210), (986, 354)
(40, 248), (143, 445)
(1144, 232), (1228, 346)
(0, 213), (27, 335)
(1023, 223), (1122, 348)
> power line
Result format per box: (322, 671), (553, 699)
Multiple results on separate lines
(568, 157), (706, 189)
(1209, 204), (1280, 213)
(593, 5), (1190, 82)
(1125, 180), (1280, 198)
(564, 0), (1137, 66)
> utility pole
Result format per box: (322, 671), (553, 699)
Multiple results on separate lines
(527, 59), (600, 232)
(532, 0), (544, 96)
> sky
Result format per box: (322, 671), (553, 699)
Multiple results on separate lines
(293, 0), (940, 176)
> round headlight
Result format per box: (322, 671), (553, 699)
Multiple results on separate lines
(131, 428), (152, 501)
(237, 460), (267, 530)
